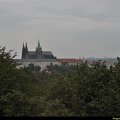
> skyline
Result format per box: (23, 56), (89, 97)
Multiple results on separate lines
(0, 0), (120, 58)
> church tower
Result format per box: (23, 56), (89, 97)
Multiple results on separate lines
(25, 43), (28, 59)
(22, 42), (29, 59)
(22, 43), (25, 59)
(36, 40), (42, 59)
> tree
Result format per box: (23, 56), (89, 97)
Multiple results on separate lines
(1, 46), (120, 116)
(0, 47), (17, 95)
(45, 61), (120, 116)
(0, 47), (46, 116)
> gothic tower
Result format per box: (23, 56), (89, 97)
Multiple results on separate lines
(36, 40), (42, 59)
(22, 42), (29, 59)
(25, 43), (28, 59)
(22, 43), (25, 59)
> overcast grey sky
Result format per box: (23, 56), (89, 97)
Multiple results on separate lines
(0, 0), (120, 58)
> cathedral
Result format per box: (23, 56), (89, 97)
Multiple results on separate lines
(17, 40), (61, 70)
(22, 40), (57, 60)
(16, 41), (114, 71)
(16, 40), (82, 70)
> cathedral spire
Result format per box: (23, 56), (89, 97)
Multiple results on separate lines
(36, 40), (42, 59)
(25, 42), (28, 53)
(22, 42), (25, 59)
(37, 40), (42, 48)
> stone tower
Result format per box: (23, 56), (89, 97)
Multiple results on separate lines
(22, 42), (28, 59)
(22, 43), (26, 59)
(25, 43), (28, 59)
(36, 40), (42, 59)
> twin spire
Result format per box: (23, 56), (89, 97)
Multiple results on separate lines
(22, 42), (28, 53)
(22, 40), (44, 59)
(22, 42), (28, 59)
(22, 40), (41, 52)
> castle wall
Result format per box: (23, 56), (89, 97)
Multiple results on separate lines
(16, 59), (61, 70)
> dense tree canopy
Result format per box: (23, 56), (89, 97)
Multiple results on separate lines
(0, 47), (120, 116)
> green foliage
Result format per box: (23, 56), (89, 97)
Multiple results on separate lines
(45, 60), (120, 116)
(24, 63), (41, 72)
(0, 46), (120, 116)
(0, 89), (46, 116)
(0, 47), (17, 95)
(0, 90), (29, 116)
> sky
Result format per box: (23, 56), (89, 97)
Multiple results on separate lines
(0, 0), (120, 59)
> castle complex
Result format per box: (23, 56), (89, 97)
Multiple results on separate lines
(17, 40), (82, 70)
(16, 40), (114, 70)
(22, 41), (56, 60)
(17, 41), (61, 70)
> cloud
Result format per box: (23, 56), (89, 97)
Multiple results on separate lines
(0, 0), (120, 58)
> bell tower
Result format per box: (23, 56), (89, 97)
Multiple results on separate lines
(25, 43), (28, 59)
(22, 42), (29, 59)
(36, 40), (42, 59)
(22, 43), (25, 59)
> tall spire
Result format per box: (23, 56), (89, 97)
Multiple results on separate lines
(37, 40), (42, 48)
(36, 40), (42, 59)
(25, 42), (28, 52)
(38, 40), (40, 47)
(22, 42), (25, 59)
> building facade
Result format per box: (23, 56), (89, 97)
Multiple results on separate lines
(17, 41), (61, 70)
(22, 41), (57, 60)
